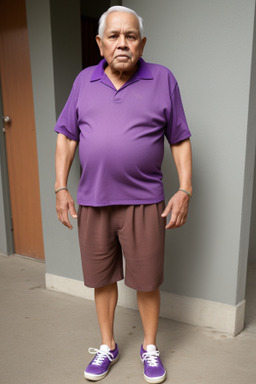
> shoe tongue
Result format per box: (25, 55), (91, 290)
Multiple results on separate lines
(146, 344), (157, 352)
(100, 344), (110, 352)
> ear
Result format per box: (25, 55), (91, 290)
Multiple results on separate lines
(96, 35), (104, 57)
(140, 37), (147, 56)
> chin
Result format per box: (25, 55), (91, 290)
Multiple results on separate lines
(113, 62), (136, 72)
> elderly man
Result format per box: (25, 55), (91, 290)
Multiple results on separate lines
(55, 5), (192, 384)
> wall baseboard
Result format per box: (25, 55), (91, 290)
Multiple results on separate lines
(45, 273), (245, 336)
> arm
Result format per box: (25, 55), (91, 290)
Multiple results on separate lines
(161, 138), (192, 229)
(55, 133), (78, 229)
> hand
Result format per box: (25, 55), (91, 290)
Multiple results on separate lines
(56, 190), (78, 229)
(161, 191), (190, 229)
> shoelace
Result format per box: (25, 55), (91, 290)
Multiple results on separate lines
(88, 348), (114, 366)
(142, 350), (160, 367)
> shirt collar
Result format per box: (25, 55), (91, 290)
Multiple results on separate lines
(90, 58), (153, 82)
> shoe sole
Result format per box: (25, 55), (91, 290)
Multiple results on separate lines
(140, 357), (167, 384)
(84, 354), (119, 381)
(143, 372), (166, 384)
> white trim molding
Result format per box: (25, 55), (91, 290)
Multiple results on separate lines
(45, 273), (245, 336)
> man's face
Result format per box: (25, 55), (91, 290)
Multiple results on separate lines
(96, 12), (146, 75)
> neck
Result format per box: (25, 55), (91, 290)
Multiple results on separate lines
(104, 62), (139, 86)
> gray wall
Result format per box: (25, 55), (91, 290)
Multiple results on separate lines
(124, 0), (256, 305)
(249, 150), (256, 263)
(50, 0), (83, 117)
(26, 0), (83, 280)
(237, 4), (256, 300)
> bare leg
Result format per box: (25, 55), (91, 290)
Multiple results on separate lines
(94, 282), (118, 350)
(137, 288), (160, 349)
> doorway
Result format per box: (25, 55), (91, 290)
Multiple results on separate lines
(0, 0), (45, 260)
(80, 0), (114, 68)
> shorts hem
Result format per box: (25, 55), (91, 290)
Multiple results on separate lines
(124, 277), (164, 292)
(83, 276), (124, 289)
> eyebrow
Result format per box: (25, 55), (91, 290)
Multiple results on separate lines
(107, 29), (139, 34)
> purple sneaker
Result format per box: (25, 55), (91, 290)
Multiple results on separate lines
(84, 344), (119, 381)
(140, 345), (166, 383)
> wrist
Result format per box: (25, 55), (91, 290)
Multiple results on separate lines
(179, 185), (192, 194)
(55, 181), (67, 189)
(55, 187), (68, 194)
(178, 188), (192, 198)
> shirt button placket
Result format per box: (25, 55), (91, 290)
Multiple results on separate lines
(113, 90), (122, 103)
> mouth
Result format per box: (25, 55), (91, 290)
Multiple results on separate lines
(115, 54), (132, 59)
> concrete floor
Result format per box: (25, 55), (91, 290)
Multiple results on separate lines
(0, 254), (256, 384)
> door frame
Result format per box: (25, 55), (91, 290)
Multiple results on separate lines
(0, 81), (14, 255)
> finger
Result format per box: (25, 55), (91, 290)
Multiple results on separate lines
(161, 200), (172, 217)
(165, 210), (178, 229)
(168, 211), (187, 229)
(69, 200), (78, 219)
(57, 208), (73, 229)
(56, 191), (75, 229)
(166, 218), (177, 229)
(60, 213), (73, 229)
(166, 207), (185, 229)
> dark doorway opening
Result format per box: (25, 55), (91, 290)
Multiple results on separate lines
(81, 0), (121, 68)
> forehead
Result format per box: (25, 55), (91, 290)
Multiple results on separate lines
(105, 11), (140, 33)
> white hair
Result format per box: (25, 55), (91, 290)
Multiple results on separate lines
(98, 6), (144, 39)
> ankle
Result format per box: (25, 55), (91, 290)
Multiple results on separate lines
(143, 340), (157, 350)
(109, 342), (116, 351)
(101, 339), (116, 351)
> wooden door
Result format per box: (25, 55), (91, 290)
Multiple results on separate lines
(0, 0), (45, 260)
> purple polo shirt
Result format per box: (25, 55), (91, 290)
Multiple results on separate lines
(54, 58), (191, 206)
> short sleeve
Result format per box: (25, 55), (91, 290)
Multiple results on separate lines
(165, 82), (191, 144)
(54, 76), (80, 141)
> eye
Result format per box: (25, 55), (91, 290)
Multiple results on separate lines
(109, 34), (118, 39)
(127, 35), (136, 40)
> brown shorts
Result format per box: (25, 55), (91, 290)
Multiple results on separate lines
(78, 202), (165, 292)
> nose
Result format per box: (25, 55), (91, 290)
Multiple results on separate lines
(117, 34), (128, 50)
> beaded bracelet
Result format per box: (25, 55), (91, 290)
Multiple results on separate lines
(178, 188), (192, 198)
(55, 187), (68, 194)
